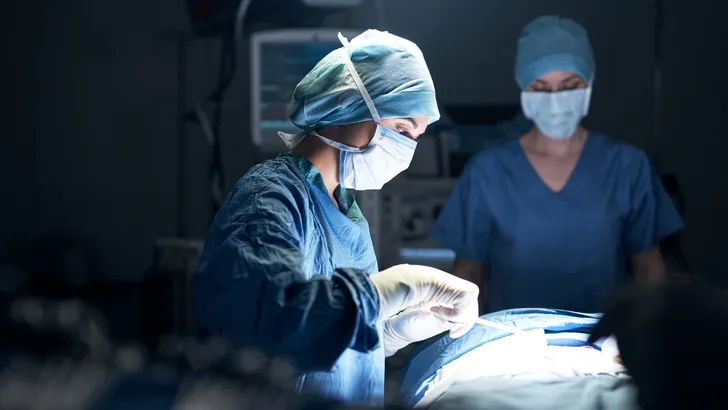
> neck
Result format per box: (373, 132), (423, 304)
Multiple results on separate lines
(526, 125), (587, 157)
(292, 134), (340, 196)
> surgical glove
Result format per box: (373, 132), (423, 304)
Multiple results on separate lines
(382, 307), (452, 357)
(369, 264), (479, 338)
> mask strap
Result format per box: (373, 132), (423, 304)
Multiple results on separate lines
(311, 130), (369, 153)
(338, 33), (382, 125)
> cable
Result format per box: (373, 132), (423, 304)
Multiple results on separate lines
(177, 34), (189, 238)
(189, 0), (254, 219)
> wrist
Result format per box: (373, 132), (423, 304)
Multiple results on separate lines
(382, 315), (408, 357)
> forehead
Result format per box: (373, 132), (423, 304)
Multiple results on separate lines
(533, 70), (585, 85)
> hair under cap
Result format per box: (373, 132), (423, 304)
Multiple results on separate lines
(515, 15), (595, 90)
(288, 29), (440, 132)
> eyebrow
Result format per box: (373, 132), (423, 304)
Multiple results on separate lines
(533, 75), (582, 86)
(559, 75), (581, 83)
(404, 118), (423, 133)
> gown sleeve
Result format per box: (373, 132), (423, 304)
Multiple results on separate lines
(194, 172), (381, 373)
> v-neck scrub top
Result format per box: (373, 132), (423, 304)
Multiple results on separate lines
(431, 133), (684, 313)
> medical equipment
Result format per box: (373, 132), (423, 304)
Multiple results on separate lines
(406, 132), (450, 178)
(474, 318), (525, 334)
(250, 29), (361, 152)
(378, 178), (458, 270)
(147, 238), (205, 341)
(435, 104), (527, 178)
(185, 0), (362, 37)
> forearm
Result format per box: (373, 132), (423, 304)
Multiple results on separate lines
(195, 264), (380, 373)
(451, 258), (487, 314)
(631, 247), (668, 285)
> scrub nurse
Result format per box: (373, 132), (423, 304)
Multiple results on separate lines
(194, 30), (479, 407)
(432, 16), (683, 314)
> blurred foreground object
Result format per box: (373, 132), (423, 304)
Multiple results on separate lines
(0, 297), (114, 410)
(0, 296), (406, 410)
(588, 281), (728, 410)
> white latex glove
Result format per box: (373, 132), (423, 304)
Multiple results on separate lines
(369, 264), (479, 338)
(382, 307), (453, 357)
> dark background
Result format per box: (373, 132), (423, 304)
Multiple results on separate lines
(2, 0), (726, 343)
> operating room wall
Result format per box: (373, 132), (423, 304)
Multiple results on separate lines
(4, 0), (725, 284)
(656, 0), (727, 282)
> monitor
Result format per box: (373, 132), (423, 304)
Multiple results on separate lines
(251, 29), (362, 151)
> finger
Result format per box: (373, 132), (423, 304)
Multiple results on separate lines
(424, 315), (456, 337)
(430, 299), (478, 323)
(430, 304), (477, 339)
(430, 305), (471, 326)
(448, 322), (474, 339)
(429, 305), (455, 318)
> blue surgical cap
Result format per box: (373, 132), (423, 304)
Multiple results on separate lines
(288, 29), (440, 132)
(515, 15), (595, 90)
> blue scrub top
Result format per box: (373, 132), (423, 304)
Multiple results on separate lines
(432, 133), (684, 313)
(194, 152), (385, 406)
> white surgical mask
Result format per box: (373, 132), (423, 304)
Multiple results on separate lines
(521, 87), (592, 140)
(313, 125), (416, 190)
(280, 33), (417, 191)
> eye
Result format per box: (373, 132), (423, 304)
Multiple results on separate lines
(560, 82), (585, 91)
(396, 126), (413, 138)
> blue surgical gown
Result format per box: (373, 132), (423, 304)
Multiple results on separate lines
(194, 152), (384, 406)
(432, 133), (684, 313)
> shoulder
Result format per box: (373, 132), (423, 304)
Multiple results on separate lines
(590, 132), (651, 174)
(221, 158), (311, 221)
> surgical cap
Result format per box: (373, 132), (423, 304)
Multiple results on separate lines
(288, 29), (440, 132)
(515, 15), (595, 90)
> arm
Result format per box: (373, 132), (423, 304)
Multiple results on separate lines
(624, 152), (684, 285)
(452, 258), (487, 314)
(194, 180), (380, 373)
(630, 246), (667, 285)
(431, 158), (492, 312)
(452, 258), (485, 284)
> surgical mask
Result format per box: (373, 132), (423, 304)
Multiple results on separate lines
(280, 32), (417, 191)
(521, 87), (592, 140)
(312, 125), (416, 190)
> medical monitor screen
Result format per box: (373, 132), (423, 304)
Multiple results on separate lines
(255, 40), (344, 149)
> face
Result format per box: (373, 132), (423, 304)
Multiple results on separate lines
(527, 71), (587, 92)
(345, 117), (429, 148)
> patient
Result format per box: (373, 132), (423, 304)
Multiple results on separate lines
(589, 280), (728, 410)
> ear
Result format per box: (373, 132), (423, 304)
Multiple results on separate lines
(344, 121), (377, 148)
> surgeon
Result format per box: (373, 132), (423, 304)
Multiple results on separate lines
(432, 15), (684, 314)
(194, 30), (479, 407)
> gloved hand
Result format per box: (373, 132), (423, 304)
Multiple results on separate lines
(382, 307), (453, 357)
(369, 264), (479, 338)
